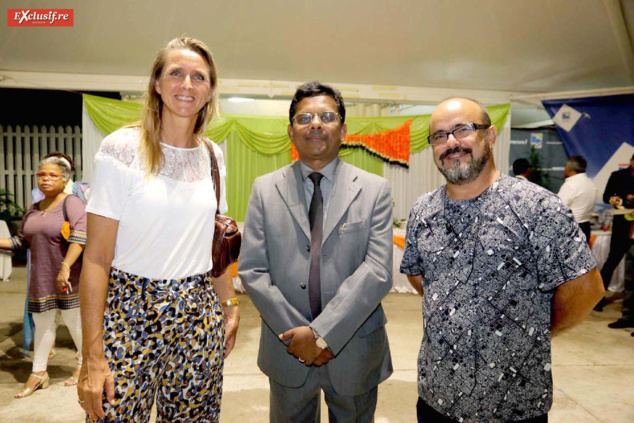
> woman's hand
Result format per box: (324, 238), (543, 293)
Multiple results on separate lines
(223, 305), (240, 357)
(77, 353), (115, 420)
(56, 267), (72, 294)
(211, 270), (239, 358)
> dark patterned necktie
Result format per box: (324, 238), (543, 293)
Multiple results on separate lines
(308, 172), (324, 318)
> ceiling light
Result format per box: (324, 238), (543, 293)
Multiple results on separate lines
(227, 97), (254, 103)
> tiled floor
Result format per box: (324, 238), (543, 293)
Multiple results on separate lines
(0, 267), (632, 422)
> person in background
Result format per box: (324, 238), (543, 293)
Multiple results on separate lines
(26, 151), (89, 360)
(0, 156), (86, 398)
(594, 153), (634, 312)
(557, 155), (597, 243)
(32, 152), (90, 204)
(512, 157), (531, 180)
(77, 37), (239, 422)
(401, 97), (604, 422)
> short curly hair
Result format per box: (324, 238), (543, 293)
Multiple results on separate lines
(40, 156), (72, 182)
(289, 81), (346, 124)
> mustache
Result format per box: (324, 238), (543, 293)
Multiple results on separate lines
(439, 146), (473, 161)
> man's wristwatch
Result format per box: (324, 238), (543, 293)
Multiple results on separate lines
(311, 328), (328, 349)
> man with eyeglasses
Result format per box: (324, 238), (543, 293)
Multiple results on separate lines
(239, 81), (393, 422)
(400, 97), (604, 422)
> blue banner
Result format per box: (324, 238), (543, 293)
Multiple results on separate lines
(542, 94), (634, 180)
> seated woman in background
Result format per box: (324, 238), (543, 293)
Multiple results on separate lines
(0, 155), (86, 398)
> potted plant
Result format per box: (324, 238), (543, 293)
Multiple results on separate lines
(527, 145), (551, 190)
(0, 189), (25, 235)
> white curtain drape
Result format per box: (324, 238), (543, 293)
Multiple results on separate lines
(82, 102), (105, 183)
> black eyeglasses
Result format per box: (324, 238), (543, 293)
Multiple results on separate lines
(428, 123), (490, 146)
(293, 111), (341, 125)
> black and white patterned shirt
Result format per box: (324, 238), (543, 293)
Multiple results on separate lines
(400, 174), (596, 422)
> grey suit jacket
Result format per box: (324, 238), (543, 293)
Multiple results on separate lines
(238, 160), (393, 396)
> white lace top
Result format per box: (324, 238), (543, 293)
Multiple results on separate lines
(86, 127), (227, 279)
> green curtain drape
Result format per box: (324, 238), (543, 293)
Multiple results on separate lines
(339, 148), (385, 176)
(84, 94), (144, 135)
(226, 131), (291, 221)
(82, 94), (510, 220)
(83, 95), (510, 153)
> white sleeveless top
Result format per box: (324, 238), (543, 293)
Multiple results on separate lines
(86, 127), (227, 279)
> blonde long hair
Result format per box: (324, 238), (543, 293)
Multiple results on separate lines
(131, 36), (219, 176)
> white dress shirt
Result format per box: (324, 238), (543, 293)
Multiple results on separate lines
(557, 172), (597, 223)
(300, 157), (339, 223)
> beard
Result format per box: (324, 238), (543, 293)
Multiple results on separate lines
(438, 144), (492, 185)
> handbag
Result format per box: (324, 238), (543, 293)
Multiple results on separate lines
(61, 194), (83, 263)
(61, 193), (88, 240)
(60, 195), (76, 240)
(204, 140), (242, 277)
(61, 197), (71, 240)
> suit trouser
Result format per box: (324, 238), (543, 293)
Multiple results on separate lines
(600, 217), (634, 290)
(269, 365), (378, 423)
(622, 244), (634, 321)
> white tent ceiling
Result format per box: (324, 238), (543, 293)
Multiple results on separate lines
(1, 0), (633, 104)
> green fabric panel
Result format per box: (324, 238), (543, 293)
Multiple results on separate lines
(225, 132), (291, 221)
(487, 103), (511, 133)
(83, 94), (509, 156)
(83, 93), (509, 156)
(83, 94), (142, 134)
(206, 114), (290, 154)
(408, 115), (432, 153)
(339, 148), (384, 177)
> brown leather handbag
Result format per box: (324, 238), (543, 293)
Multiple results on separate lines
(205, 141), (241, 278)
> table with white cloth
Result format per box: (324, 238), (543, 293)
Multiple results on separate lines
(0, 220), (12, 282)
(590, 230), (625, 292)
(392, 229), (417, 294)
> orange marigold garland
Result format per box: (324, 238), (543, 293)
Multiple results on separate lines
(291, 120), (411, 167)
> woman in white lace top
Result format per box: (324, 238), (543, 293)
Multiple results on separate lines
(77, 37), (239, 422)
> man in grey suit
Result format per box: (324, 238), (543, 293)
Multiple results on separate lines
(239, 81), (393, 422)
